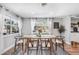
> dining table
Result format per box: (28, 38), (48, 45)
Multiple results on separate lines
(23, 35), (56, 54)
(15, 35), (56, 54)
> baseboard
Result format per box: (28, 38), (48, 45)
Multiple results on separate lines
(65, 41), (71, 45)
(0, 44), (14, 55)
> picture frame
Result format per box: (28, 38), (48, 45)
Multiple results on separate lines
(54, 22), (59, 29)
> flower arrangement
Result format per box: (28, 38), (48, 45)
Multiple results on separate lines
(37, 28), (42, 37)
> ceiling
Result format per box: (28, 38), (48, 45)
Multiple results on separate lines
(1, 3), (79, 18)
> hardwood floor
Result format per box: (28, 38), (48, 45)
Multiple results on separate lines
(64, 44), (79, 55)
(2, 44), (79, 55)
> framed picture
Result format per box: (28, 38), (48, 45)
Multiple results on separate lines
(54, 22), (59, 29)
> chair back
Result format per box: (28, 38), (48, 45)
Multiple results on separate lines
(14, 35), (23, 43)
(56, 36), (64, 39)
(55, 36), (65, 43)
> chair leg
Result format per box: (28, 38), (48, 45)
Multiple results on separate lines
(27, 39), (30, 55)
(25, 41), (29, 54)
(49, 47), (52, 55)
(45, 40), (47, 47)
(52, 44), (56, 55)
(25, 43), (27, 52)
(36, 40), (39, 55)
(32, 41), (33, 47)
(62, 43), (64, 50)
(41, 41), (43, 55)
(55, 43), (57, 51)
(14, 45), (16, 54)
(27, 47), (29, 55)
(22, 43), (24, 54)
(26, 42), (29, 55)
(49, 39), (53, 55)
(36, 46), (38, 55)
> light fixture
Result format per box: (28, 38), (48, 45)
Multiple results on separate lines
(16, 14), (19, 17)
(41, 3), (47, 7)
(0, 4), (3, 8)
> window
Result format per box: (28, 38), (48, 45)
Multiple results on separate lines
(32, 19), (49, 35)
(11, 20), (19, 33)
(3, 18), (19, 35)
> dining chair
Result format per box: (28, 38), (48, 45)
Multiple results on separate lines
(55, 36), (65, 51)
(41, 38), (54, 55)
(26, 38), (39, 55)
(14, 36), (24, 54)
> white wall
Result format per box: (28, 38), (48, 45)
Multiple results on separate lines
(22, 19), (31, 35)
(0, 14), (4, 54)
(51, 18), (63, 36)
(63, 16), (71, 44)
(0, 7), (22, 54)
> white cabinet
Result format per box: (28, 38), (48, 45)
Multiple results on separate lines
(71, 33), (79, 42)
(0, 33), (19, 54)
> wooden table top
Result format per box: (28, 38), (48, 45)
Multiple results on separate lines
(15, 35), (65, 40)
(22, 35), (56, 39)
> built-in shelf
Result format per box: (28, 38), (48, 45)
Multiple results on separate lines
(71, 31), (79, 33)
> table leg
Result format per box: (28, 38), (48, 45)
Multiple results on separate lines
(50, 39), (54, 55)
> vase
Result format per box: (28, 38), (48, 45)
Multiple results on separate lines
(38, 32), (41, 37)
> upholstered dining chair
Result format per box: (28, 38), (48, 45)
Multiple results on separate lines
(55, 36), (65, 51)
(14, 36), (24, 54)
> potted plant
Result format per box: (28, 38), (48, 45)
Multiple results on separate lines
(58, 25), (65, 36)
(77, 22), (79, 27)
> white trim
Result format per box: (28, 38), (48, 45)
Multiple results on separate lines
(65, 41), (71, 45)
(0, 44), (14, 55)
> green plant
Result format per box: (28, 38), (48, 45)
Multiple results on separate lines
(77, 22), (79, 26)
(58, 25), (65, 36)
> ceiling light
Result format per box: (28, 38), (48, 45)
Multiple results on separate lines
(41, 3), (47, 7)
